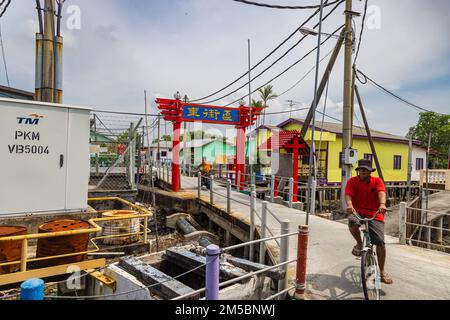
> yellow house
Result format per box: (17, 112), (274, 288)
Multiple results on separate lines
(255, 119), (416, 185)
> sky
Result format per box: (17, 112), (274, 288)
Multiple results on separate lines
(1, 0), (449, 139)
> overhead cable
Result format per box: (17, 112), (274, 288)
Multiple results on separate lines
(190, 0), (344, 103)
(224, 24), (344, 107)
(356, 69), (447, 115)
(231, 0), (341, 10)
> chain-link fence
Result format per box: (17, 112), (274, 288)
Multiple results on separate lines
(89, 112), (149, 192)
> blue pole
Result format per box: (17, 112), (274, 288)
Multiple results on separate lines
(205, 244), (220, 300)
(20, 278), (45, 300)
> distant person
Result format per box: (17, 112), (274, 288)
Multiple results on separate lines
(198, 157), (212, 189)
(345, 159), (393, 284)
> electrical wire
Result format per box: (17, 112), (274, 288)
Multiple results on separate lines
(356, 69), (447, 115)
(0, 0), (11, 19)
(200, 1), (344, 105)
(278, 46), (335, 98)
(189, 0), (343, 103)
(231, 0), (341, 10)
(353, 0), (368, 68)
(0, 22), (10, 86)
(224, 24), (344, 107)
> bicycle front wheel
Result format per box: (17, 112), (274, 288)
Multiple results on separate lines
(361, 250), (380, 300)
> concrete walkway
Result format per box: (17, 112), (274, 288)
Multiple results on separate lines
(174, 175), (450, 300)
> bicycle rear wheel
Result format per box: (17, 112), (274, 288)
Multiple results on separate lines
(361, 250), (380, 300)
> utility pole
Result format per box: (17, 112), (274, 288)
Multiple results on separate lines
(248, 39), (254, 185)
(183, 95), (189, 175)
(41, 0), (56, 103)
(425, 132), (432, 211)
(407, 135), (413, 203)
(340, 0), (355, 211)
(36, 0), (64, 103)
(157, 113), (161, 166)
(307, 0), (326, 224)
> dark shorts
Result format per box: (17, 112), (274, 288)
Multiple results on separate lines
(348, 215), (385, 247)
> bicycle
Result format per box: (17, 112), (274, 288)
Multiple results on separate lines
(353, 211), (382, 300)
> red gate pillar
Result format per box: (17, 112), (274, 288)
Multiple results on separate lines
(235, 126), (246, 191)
(172, 121), (181, 192)
(292, 137), (299, 203)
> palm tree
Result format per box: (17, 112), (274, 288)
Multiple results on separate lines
(258, 85), (278, 125)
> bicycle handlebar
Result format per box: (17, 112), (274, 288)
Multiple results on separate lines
(352, 209), (382, 222)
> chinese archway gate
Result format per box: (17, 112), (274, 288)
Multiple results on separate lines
(156, 97), (262, 192)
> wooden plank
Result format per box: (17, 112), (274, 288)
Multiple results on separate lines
(224, 255), (285, 281)
(165, 247), (248, 281)
(0, 259), (106, 286)
(119, 256), (197, 300)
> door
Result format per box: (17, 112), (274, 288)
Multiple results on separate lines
(0, 100), (68, 214)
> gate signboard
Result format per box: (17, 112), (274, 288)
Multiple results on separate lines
(182, 105), (240, 125)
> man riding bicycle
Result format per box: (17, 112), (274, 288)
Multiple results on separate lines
(345, 159), (393, 285)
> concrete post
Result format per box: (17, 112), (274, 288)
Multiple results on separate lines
(270, 175), (275, 203)
(20, 278), (44, 300)
(210, 175), (214, 205)
(399, 202), (407, 245)
(237, 171), (241, 191)
(249, 190), (256, 262)
(198, 173), (201, 199)
(289, 178), (294, 208)
(278, 220), (290, 299)
(437, 216), (443, 245)
(205, 244), (220, 300)
(259, 202), (268, 265)
(227, 179), (231, 214)
(294, 225), (309, 300)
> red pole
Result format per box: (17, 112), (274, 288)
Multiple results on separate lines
(274, 177), (279, 198)
(236, 126), (246, 191)
(294, 225), (309, 300)
(172, 120), (181, 192)
(292, 138), (299, 203)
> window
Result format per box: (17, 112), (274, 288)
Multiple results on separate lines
(393, 155), (402, 170)
(416, 158), (424, 170)
(364, 153), (373, 162)
(150, 151), (153, 157)
(339, 152), (343, 168)
(161, 151), (168, 157)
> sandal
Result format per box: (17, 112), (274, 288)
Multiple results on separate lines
(352, 244), (362, 257)
(381, 272), (393, 284)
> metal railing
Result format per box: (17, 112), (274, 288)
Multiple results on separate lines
(172, 229), (305, 301)
(399, 201), (450, 252)
(0, 197), (152, 274)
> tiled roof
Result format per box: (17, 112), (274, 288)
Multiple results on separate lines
(260, 130), (309, 155)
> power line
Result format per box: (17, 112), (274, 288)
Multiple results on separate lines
(231, 0), (341, 10)
(0, 0), (11, 19)
(356, 69), (447, 115)
(353, 0), (368, 67)
(224, 24), (344, 107)
(190, 0), (344, 103)
(278, 46), (335, 98)
(0, 22), (9, 86)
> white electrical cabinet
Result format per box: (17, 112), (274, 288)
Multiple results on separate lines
(0, 98), (91, 215)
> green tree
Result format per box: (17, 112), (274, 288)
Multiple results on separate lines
(258, 85), (278, 125)
(408, 112), (450, 168)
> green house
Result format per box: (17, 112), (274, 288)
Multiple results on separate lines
(180, 139), (236, 165)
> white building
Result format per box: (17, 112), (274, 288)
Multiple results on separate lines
(411, 144), (427, 182)
(145, 141), (173, 163)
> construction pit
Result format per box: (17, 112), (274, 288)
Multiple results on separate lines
(0, 187), (286, 300)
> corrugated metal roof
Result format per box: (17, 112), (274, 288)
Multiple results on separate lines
(279, 118), (410, 142)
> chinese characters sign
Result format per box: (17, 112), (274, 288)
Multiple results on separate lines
(182, 105), (240, 124)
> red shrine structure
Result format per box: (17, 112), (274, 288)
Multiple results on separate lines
(156, 96), (262, 192)
(260, 130), (309, 202)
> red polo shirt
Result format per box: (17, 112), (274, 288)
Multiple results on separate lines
(345, 176), (386, 222)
